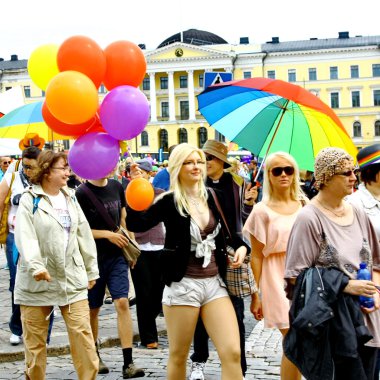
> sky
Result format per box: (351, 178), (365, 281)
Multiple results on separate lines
(1, 0), (380, 60)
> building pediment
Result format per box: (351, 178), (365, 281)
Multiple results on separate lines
(145, 42), (234, 63)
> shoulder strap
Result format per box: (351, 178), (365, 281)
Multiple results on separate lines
(15, 160), (21, 171)
(32, 196), (41, 214)
(208, 187), (232, 238)
(4, 173), (16, 204)
(79, 183), (118, 231)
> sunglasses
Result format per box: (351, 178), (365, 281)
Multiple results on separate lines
(271, 166), (295, 177)
(335, 170), (356, 177)
(205, 155), (215, 162)
(2, 161), (11, 164)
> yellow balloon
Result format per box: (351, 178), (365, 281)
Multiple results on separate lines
(28, 44), (60, 91)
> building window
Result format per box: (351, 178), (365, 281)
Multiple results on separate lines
(351, 65), (359, 78)
(142, 78), (150, 91)
(267, 70), (276, 79)
(199, 74), (204, 88)
(330, 66), (338, 80)
(198, 127), (208, 148)
(161, 102), (169, 118)
(160, 77), (168, 90)
(63, 140), (70, 150)
(352, 91), (360, 108)
(24, 86), (31, 98)
(243, 71), (252, 79)
(41, 90), (45, 97)
(159, 129), (168, 151)
(308, 68), (317, 81)
(375, 120), (380, 137)
(140, 131), (149, 146)
(353, 121), (361, 137)
(179, 75), (188, 89)
(180, 101), (189, 120)
(215, 131), (226, 142)
(373, 64), (380, 77)
(178, 128), (188, 143)
(330, 92), (339, 109)
(374, 90), (380, 106)
(288, 69), (296, 82)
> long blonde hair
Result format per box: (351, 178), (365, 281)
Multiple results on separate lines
(167, 143), (208, 216)
(261, 151), (304, 202)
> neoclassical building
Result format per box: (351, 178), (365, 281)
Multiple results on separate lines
(1, 29), (380, 157)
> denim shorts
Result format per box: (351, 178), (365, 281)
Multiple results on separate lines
(162, 274), (228, 307)
(88, 254), (129, 309)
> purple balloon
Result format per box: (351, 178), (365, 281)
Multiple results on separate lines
(99, 85), (150, 140)
(68, 132), (120, 180)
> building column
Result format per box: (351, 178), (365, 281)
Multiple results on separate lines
(168, 71), (176, 121)
(149, 72), (157, 122)
(187, 70), (196, 120)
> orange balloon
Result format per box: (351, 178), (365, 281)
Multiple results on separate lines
(46, 71), (99, 124)
(103, 40), (147, 90)
(42, 101), (99, 137)
(126, 178), (154, 211)
(57, 35), (106, 88)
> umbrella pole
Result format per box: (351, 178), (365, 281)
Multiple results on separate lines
(254, 100), (289, 182)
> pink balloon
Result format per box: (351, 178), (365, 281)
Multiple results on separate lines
(68, 132), (120, 180)
(99, 85), (150, 141)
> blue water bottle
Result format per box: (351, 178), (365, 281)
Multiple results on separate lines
(357, 262), (375, 309)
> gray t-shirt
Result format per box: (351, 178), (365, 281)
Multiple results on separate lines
(285, 203), (380, 347)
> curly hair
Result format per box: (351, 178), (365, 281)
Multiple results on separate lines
(30, 151), (68, 184)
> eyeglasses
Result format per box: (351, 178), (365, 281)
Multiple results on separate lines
(205, 155), (215, 162)
(335, 170), (356, 177)
(271, 166), (295, 177)
(182, 160), (205, 167)
(2, 161), (11, 165)
(52, 166), (70, 172)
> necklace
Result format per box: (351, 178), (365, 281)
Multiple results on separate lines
(315, 198), (345, 218)
(188, 196), (206, 214)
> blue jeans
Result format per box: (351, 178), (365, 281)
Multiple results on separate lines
(6, 232), (16, 292)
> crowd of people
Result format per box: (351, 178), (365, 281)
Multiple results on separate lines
(1, 135), (380, 380)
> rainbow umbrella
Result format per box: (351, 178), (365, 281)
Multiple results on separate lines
(0, 101), (65, 140)
(198, 77), (357, 171)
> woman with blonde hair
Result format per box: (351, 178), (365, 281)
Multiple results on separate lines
(127, 143), (248, 380)
(243, 151), (305, 380)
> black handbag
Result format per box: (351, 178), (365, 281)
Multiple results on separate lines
(80, 184), (141, 263)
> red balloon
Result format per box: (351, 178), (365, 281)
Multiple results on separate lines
(57, 35), (106, 88)
(42, 101), (102, 137)
(126, 178), (154, 211)
(103, 40), (147, 90)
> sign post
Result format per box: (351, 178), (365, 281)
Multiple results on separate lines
(204, 72), (233, 89)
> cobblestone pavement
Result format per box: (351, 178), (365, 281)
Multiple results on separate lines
(0, 246), (283, 380)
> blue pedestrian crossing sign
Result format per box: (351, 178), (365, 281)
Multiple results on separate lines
(204, 72), (233, 89)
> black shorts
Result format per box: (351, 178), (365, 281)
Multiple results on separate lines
(88, 254), (129, 309)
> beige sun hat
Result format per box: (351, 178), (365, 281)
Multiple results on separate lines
(202, 139), (231, 167)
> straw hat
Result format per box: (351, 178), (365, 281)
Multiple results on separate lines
(202, 140), (231, 167)
(19, 133), (45, 150)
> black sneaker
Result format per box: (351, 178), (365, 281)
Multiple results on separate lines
(122, 362), (145, 378)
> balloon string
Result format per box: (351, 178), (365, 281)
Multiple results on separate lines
(127, 146), (135, 163)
